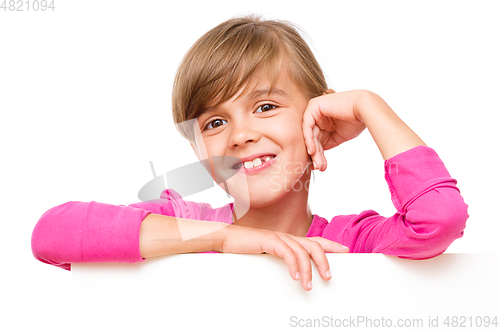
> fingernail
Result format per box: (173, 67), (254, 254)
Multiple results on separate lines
(326, 269), (331, 278)
(313, 162), (317, 170)
(307, 281), (312, 290)
(295, 272), (300, 280)
(341, 245), (349, 252)
(307, 148), (311, 154)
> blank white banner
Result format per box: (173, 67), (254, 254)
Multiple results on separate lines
(71, 253), (499, 330)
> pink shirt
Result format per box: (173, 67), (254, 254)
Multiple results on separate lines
(31, 146), (469, 270)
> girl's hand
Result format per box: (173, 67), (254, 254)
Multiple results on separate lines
(302, 90), (367, 171)
(217, 224), (349, 291)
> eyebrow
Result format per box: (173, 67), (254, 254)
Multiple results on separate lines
(247, 87), (291, 100)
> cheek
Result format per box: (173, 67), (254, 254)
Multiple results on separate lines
(276, 124), (311, 170)
(272, 112), (304, 139)
(268, 118), (308, 161)
(194, 134), (210, 161)
(287, 121), (307, 149)
(200, 138), (223, 178)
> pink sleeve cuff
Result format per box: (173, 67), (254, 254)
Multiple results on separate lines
(31, 201), (151, 270)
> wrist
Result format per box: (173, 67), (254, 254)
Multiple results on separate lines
(354, 90), (387, 124)
(212, 223), (232, 253)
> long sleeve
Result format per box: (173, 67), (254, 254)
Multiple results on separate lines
(31, 201), (152, 270)
(322, 145), (469, 259)
(31, 189), (233, 270)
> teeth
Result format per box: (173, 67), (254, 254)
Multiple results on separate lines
(240, 156), (274, 169)
(244, 161), (254, 169)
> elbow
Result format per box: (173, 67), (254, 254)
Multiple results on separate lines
(403, 191), (469, 260)
(31, 201), (83, 270)
(441, 199), (469, 239)
(436, 189), (469, 240)
(428, 202), (469, 257)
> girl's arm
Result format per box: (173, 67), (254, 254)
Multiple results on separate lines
(302, 90), (468, 258)
(31, 201), (151, 270)
(32, 200), (347, 291)
(355, 90), (426, 160)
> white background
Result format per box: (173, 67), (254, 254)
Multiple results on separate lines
(1, 1), (499, 329)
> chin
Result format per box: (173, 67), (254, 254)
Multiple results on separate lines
(248, 191), (285, 208)
(227, 185), (285, 208)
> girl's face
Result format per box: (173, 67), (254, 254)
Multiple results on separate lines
(192, 70), (312, 207)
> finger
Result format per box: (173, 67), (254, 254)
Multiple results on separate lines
(296, 239), (332, 281)
(319, 129), (331, 147)
(261, 237), (301, 283)
(312, 134), (319, 170)
(312, 125), (321, 146)
(322, 130), (342, 150)
(314, 111), (336, 132)
(309, 99), (335, 132)
(307, 237), (350, 253)
(302, 109), (318, 156)
(312, 134), (326, 171)
(279, 235), (314, 291)
(323, 125), (355, 151)
(303, 102), (335, 155)
(313, 125), (323, 169)
(317, 138), (327, 172)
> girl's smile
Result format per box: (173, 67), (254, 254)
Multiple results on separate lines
(233, 153), (277, 175)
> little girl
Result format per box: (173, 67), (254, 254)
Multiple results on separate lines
(31, 16), (469, 292)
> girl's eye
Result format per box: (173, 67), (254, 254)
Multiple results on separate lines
(255, 104), (277, 113)
(205, 119), (227, 130)
(203, 104), (276, 130)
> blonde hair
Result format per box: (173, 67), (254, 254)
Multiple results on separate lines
(172, 15), (328, 142)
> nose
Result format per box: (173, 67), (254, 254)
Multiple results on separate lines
(228, 117), (261, 148)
